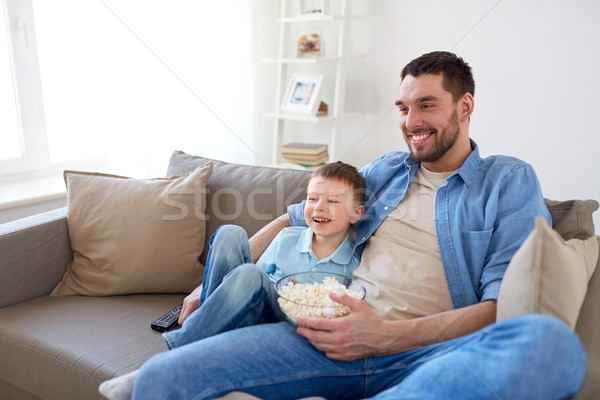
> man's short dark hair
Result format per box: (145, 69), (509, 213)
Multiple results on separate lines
(310, 161), (366, 204)
(401, 51), (475, 101)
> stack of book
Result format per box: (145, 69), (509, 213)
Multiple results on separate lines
(281, 142), (328, 167)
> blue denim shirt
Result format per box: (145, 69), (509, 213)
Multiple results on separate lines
(288, 140), (551, 309)
(257, 226), (360, 285)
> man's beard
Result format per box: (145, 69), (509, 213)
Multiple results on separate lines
(404, 110), (461, 163)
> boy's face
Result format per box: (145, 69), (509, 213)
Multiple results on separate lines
(304, 176), (364, 239)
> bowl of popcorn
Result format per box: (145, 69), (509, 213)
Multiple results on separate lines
(275, 271), (366, 324)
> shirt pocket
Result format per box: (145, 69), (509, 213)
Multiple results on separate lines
(462, 229), (494, 271)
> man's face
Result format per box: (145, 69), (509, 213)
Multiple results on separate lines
(395, 73), (464, 171)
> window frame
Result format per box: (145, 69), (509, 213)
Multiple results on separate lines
(1, 0), (106, 182)
(1, 0), (49, 177)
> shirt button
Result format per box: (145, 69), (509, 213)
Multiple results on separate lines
(384, 206), (389, 211)
(312, 267), (317, 272)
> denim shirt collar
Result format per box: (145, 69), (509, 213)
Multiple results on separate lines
(403, 139), (481, 188)
(296, 227), (355, 265)
(455, 139), (481, 188)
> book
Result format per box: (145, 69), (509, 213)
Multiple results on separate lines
(282, 152), (328, 166)
(281, 142), (327, 156)
(297, 163), (326, 171)
(281, 150), (328, 162)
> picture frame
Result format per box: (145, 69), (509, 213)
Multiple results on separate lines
(280, 73), (324, 115)
(297, 0), (327, 16)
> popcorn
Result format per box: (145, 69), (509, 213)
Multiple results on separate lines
(277, 276), (363, 322)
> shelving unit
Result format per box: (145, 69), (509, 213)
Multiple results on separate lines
(262, 0), (360, 166)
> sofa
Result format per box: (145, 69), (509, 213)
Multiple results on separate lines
(0, 150), (598, 400)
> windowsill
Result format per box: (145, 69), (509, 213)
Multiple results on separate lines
(0, 173), (67, 211)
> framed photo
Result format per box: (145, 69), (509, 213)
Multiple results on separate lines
(280, 73), (324, 115)
(298, 0), (327, 15)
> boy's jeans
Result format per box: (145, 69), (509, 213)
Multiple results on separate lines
(163, 225), (285, 349)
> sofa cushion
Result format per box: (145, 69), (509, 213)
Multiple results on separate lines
(545, 198), (599, 240)
(51, 164), (212, 296)
(167, 151), (312, 264)
(497, 217), (598, 328)
(0, 294), (183, 400)
(573, 236), (600, 400)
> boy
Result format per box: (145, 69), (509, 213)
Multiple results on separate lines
(164, 161), (366, 348)
(99, 161), (365, 400)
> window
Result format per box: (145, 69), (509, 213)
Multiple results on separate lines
(2, 0), (254, 182)
(1, 0), (48, 177)
(0, 5), (21, 162)
(1, 0), (106, 179)
(32, 0), (106, 165)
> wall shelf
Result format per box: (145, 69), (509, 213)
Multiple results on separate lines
(277, 15), (340, 23)
(260, 56), (339, 64)
(263, 0), (360, 166)
(264, 110), (360, 123)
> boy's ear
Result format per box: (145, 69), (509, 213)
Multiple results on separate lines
(350, 205), (365, 224)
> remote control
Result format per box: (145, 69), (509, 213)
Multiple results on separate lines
(151, 304), (182, 332)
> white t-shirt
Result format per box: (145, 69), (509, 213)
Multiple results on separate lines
(353, 165), (454, 320)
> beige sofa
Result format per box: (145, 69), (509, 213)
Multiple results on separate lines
(0, 150), (598, 400)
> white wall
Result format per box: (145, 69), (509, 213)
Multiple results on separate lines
(82, 0), (258, 178)
(257, 0), (599, 232)
(14, 0), (259, 178)
(390, 0), (600, 233)
(4, 1), (599, 232)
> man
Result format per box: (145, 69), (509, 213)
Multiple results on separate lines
(133, 52), (586, 400)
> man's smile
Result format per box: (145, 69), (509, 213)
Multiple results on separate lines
(408, 129), (435, 144)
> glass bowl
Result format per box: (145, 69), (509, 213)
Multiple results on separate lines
(275, 271), (366, 325)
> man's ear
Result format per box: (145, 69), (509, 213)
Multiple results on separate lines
(459, 92), (474, 123)
(350, 205), (365, 224)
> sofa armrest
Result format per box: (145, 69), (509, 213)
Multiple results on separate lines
(0, 207), (72, 308)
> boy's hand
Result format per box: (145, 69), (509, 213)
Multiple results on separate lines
(178, 284), (203, 325)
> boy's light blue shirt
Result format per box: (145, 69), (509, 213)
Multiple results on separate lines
(257, 226), (360, 285)
(288, 140), (551, 309)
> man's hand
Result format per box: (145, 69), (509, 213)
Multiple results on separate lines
(295, 296), (497, 362)
(178, 284), (203, 325)
(295, 293), (395, 362)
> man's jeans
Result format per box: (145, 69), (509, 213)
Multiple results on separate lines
(135, 314), (586, 399)
(163, 225), (285, 349)
(139, 226), (587, 400)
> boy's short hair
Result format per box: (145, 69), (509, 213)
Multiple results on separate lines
(310, 162), (366, 204)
